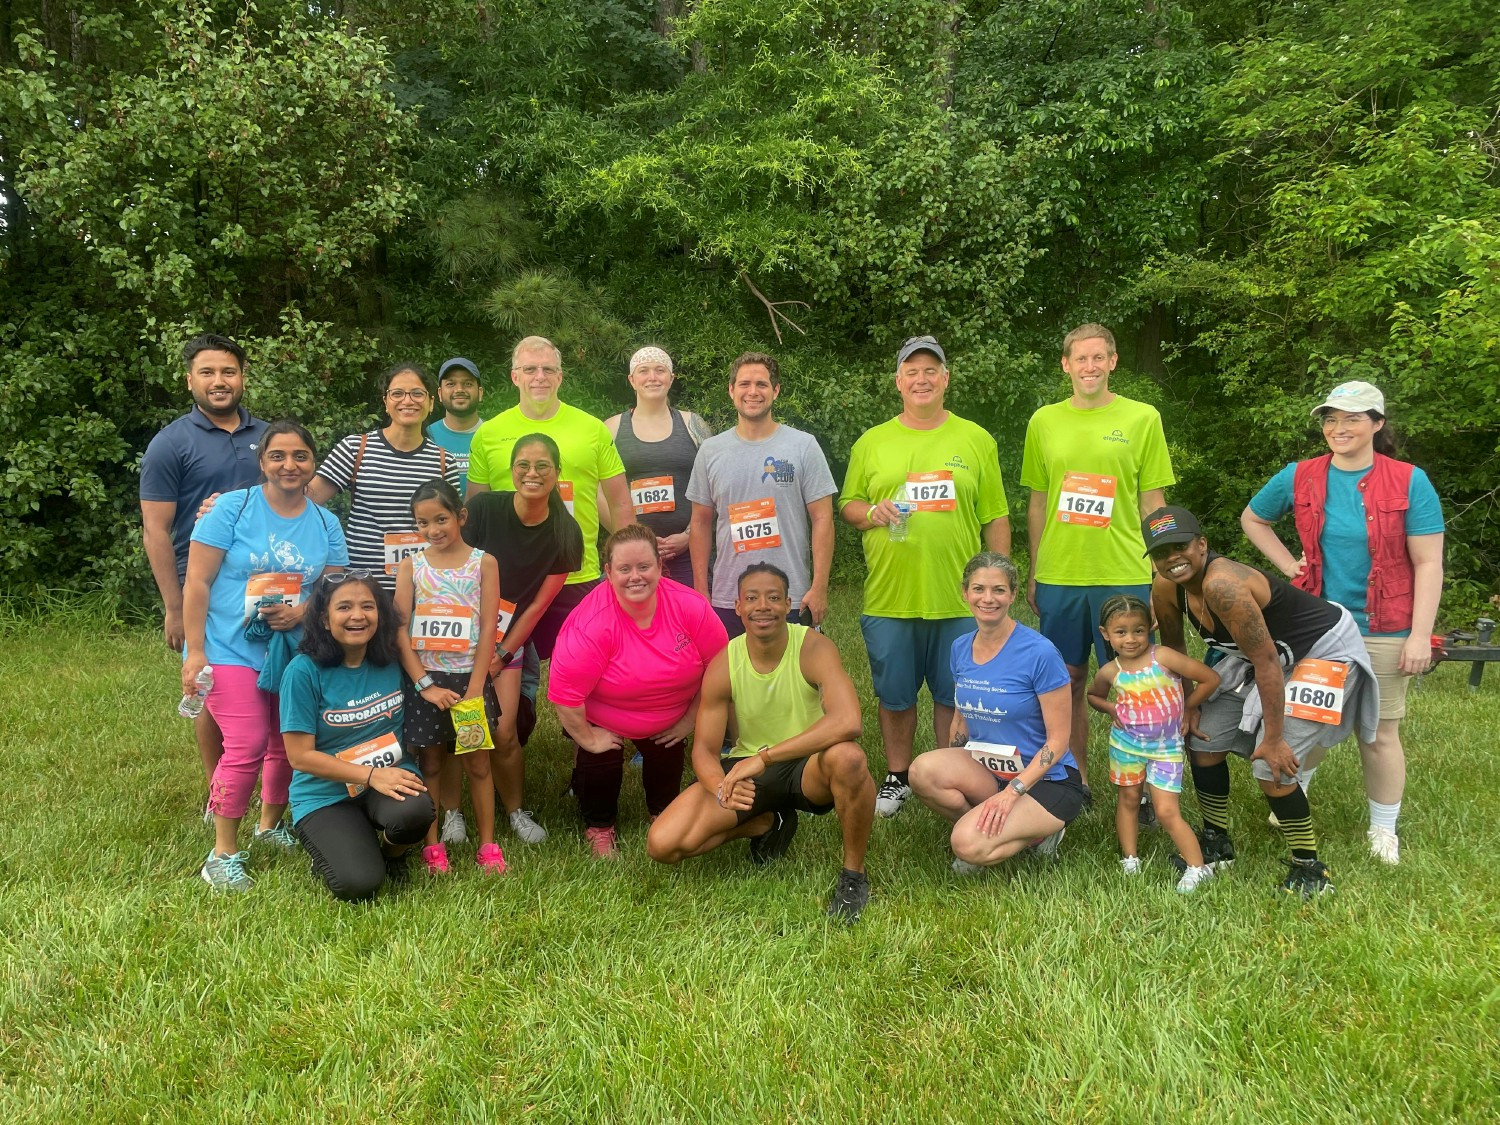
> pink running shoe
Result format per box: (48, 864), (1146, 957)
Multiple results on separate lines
(422, 843), (451, 874)
(584, 825), (619, 859)
(475, 842), (508, 874)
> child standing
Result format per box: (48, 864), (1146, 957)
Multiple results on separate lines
(1087, 595), (1221, 893)
(395, 481), (505, 874)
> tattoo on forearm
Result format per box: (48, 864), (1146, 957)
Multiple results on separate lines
(1038, 749), (1055, 768)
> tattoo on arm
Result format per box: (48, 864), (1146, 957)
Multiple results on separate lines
(1207, 574), (1269, 653)
(1038, 749), (1055, 768)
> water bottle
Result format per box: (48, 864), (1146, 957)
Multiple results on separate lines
(178, 665), (214, 719)
(888, 501), (915, 542)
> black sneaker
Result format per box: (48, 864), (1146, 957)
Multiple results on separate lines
(1079, 783), (1094, 811)
(748, 809), (798, 866)
(1280, 857), (1334, 899)
(1138, 795), (1157, 829)
(383, 849), (414, 887)
(1170, 826), (1237, 874)
(826, 868), (870, 923)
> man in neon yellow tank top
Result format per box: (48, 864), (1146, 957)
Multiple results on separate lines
(647, 564), (876, 922)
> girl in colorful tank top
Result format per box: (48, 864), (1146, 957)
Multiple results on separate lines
(1087, 595), (1222, 893)
(394, 481), (505, 876)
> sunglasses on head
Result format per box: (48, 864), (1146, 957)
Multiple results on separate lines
(321, 569), (377, 586)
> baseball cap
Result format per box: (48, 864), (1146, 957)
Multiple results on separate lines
(1141, 506), (1203, 555)
(1311, 380), (1383, 415)
(897, 335), (946, 368)
(438, 357), (481, 383)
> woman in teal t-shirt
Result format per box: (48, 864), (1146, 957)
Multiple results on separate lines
(281, 572), (433, 901)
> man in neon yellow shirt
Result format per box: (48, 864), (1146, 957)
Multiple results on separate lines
(646, 563), (875, 922)
(1021, 323), (1175, 792)
(468, 335), (633, 658)
(839, 336), (1011, 818)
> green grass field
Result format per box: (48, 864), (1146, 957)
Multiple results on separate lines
(2, 589), (1498, 1122)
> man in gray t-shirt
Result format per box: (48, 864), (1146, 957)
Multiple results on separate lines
(687, 352), (837, 637)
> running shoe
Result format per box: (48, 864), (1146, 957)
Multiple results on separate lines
(384, 849), (413, 887)
(1280, 857), (1335, 898)
(252, 823), (298, 850)
(1031, 827), (1066, 860)
(508, 808), (548, 844)
(748, 809), (798, 866)
(1079, 783), (1093, 810)
(422, 843), (451, 875)
(1138, 795), (1157, 829)
(951, 857), (985, 876)
(475, 842), (508, 874)
(200, 849), (253, 893)
(874, 774), (911, 818)
(1171, 827), (1236, 874)
(1367, 825), (1400, 865)
(440, 809), (468, 845)
(1176, 864), (1214, 894)
(826, 869), (870, 923)
(584, 825), (619, 859)
(1121, 856), (1142, 876)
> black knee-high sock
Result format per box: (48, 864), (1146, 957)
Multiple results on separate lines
(1189, 759), (1231, 834)
(1267, 787), (1317, 860)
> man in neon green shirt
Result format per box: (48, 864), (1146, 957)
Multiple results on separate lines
(839, 336), (1011, 819)
(1021, 323), (1175, 791)
(468, 335), (633, 658)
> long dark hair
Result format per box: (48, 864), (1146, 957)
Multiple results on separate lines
(1368, 411), (1398, 457)
(299, 574), (402, 668)
(510, 432), (572, 524)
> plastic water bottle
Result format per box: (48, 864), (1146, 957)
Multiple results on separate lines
(178, 665), (214, 719)
(888, 501), (916, 542)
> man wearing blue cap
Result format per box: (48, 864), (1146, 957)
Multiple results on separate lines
(428, 357), (484, 498)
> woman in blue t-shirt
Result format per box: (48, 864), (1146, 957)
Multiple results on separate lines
(281, 572), (434, 901)
(1240, 381), (1444, 865)
(910, 552), (1086, 873)
(182, 419), (348, 894)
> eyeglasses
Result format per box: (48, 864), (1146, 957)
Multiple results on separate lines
(387, 388), (429, 402)
(322, 569), (376, 585)
(516, 365), (561, 377)
(1320, 412), (1370, 429)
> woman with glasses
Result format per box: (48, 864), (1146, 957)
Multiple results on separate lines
(310, 363), (464, 590)
(281, 571), (435, 901)
(182, 419), (349, 892)
(1240, 381), (1444, 864)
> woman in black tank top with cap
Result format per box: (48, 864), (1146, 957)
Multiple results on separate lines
(606, 346), (714, 586)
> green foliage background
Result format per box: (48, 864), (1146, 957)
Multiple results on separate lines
(1, 0), (1496, 615)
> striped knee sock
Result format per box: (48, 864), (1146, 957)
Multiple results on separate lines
(1190, 759), (1232, 834)
(1267, 787), (1317, 860)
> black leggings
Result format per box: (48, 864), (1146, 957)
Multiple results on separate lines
(294, 787), (435, 902)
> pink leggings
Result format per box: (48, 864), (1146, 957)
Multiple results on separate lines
(205, 663), (290, 818)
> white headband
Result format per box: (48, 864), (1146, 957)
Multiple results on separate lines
(629, 346), (674, 374)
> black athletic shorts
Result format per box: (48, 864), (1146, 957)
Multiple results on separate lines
(721, 754), (834, 822)
(989, 764), (1087, 826)
(403, 669), (500, 750)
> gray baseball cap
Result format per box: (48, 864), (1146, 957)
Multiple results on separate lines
(897, 335), (946, 368)
(438, 357), (481, 383)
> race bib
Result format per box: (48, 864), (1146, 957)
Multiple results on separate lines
(1285, 659), (1348, 724)
(729, 497), (782, 553)
(1056, 471), (1117, 528)
(631, 476), (676, 516)
(411, 602), (475, 653)
(904, 471), (957, 512)
(558, 480), (575, 516)
(968, 741), (1024, 780)
(242, 573), (303, 622)
(336, 731), (403, 796)
(495, 598), (517, 646)
(383, 532), (424, 575)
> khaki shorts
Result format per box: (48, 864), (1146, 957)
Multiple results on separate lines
(1362, 634), (1412, 720)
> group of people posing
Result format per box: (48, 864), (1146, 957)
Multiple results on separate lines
(139, 323), (1444, 917)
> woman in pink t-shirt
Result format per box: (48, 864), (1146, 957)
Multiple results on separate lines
(549, 523), (729, 857)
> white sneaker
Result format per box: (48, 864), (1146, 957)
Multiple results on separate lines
(1031, 827), (1066, 860)
(509, 808), (548, 844)
(440, 810), (468, 845)
(875, 775), (911, 818)
(951, 857), (984, 876)
(1121, 856), (1142, 875)
(1176, 864), (1215, 893)
(1367, 825), (1400, 865)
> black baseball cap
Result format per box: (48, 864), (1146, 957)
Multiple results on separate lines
(897, 335), (946, 367)
(438, 357), (481, 383)
(1141, 505), (1203, 555)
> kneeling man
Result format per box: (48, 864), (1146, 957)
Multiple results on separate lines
(647, 563), (875, 921)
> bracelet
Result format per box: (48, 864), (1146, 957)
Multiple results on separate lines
(366, 764), (375, 787)
(757, 745), (772, 766)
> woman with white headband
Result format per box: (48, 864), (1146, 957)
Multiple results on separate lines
(606, 346), (714, 586)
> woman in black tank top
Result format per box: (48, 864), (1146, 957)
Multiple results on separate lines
(605, 347), (713, 586)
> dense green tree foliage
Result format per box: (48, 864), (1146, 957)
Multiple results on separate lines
(1, 0), (1494, 614)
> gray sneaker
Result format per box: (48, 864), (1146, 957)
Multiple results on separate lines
(875, 774), (911, 818)
(201, 848), (253, 893)
(508, 808), (548, 844)
(826, 868), (870, 923)
(252, 823), (298, 850)
(1031, 827), (1066, 860)
(440, 809), (468, 845)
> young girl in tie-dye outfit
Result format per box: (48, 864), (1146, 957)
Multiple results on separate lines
(1087, 595), (1221, 893)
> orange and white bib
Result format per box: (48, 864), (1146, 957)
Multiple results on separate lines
(904, 471), (957, 512)
(383, 532), (424, 575)
(411, 603), (475, 654)
(630, 476), (676, 516)
(1056, 471), (1117, 528)
(337, 731), (404, 796)
(1285, 659), (1348, 724)
(729, 498), (782, 553)
(968, 742), (1024, 780)
(243, 573), (303, 622)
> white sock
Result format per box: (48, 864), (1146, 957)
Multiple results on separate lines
(1369, 799), (1401, 833)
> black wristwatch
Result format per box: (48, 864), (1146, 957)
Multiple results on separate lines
(496, 648), (515, 668)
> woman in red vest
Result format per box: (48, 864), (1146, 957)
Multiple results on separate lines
(1240, 381), (1445, 866)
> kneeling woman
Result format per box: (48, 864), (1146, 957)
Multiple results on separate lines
(910, 552), (1086, 871)
(281, 572), (434, 900)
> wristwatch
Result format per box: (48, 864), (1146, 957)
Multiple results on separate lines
(414, 674), (435, 691)
(496, 648), (515, 668)
(1008, 778), (1028, 796)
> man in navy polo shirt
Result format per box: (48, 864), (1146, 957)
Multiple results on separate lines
(140, 334), (267, 800)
